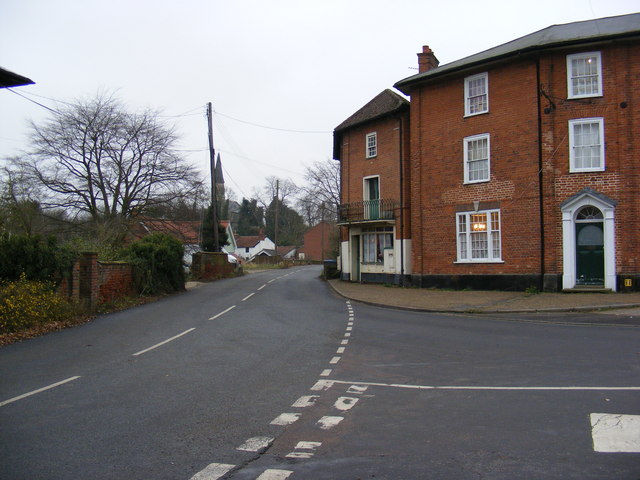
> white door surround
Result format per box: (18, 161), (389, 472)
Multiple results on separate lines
(560, 188), (617, 291)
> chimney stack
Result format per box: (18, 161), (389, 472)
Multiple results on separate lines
(417, 45), (439, 73)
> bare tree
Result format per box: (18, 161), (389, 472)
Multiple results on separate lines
(25, 92), (200, 241)
(252, 176), (299, 211)
(298, 158), (340, 224)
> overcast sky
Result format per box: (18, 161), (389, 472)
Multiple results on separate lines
(1, 0), (638, 200)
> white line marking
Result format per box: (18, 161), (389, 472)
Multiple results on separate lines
(591, 413), (640, 452)
(257, 469), (293, 480)
(347, 385), (369, 395)
(208, 305), (236, 320)
(311, 380), (334, 391)
(320, 369), (332, 377)
(258, 284), (267, 290)
(237, 436), (273, 452)
(344, 333), (351, 337)
(328, 380), (640, 391)
(268, 279), (276, 283)
(0, 376), (81, 408)
(242, 292), (255, 302)
(271, 413), (301, 426)
(346, 326), (353, 331)
(132, 328), (195, 356)
(341, 339), (349, 345)
(292, 395), (319, 408)
(347, 322), (354, 326)
(337, 347), (346, 354)
(189, 463), (235, 480)
(317, 416), (344, 430)
(334, 396), (359, 411)
(286, 441), (322, 459)
(330, 356), (341, 365)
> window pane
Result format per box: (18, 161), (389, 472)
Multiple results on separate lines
(572, 121), (601, 170)
(466, 137), (489, 181)
(466, 75), (488, 114)
(569, 54), (600, 97)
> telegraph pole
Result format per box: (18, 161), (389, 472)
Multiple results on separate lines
(206, 102), (219, 252)
(274, 179), (279, 254)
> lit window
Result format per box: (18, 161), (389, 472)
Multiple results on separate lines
(569, 118), (605, 172)
(464, 72), (488, 116)
(366, 132), (377, 158)
(457, 210), (501, 262)
(362, 226), (393, 264)
(463, 134), (490, 183)
(567, 52), (602, 99)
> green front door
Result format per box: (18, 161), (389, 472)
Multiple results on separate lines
(576, 222), (604, 285)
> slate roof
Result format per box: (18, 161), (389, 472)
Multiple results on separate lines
(334, 89), (409, 132)
(395, 12), (640, 93)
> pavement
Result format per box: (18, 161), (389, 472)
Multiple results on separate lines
(327, 279), (640, 317)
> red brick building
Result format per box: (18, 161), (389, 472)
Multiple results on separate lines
(299, 221), (338, 262)
(336, 13), (640, 291)
(334, 90), (411, 281)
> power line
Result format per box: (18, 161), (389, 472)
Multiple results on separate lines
(7, 88), (60, 114)
(213, 110), (331, 134)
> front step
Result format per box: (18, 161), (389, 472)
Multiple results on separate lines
(563, 286), (612, 293)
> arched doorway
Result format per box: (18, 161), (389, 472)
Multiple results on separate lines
(561, 188), (617, 291)
(575, 206), (604, 285)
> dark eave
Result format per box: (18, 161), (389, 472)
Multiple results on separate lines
(0, 66), (35, 88)
(395, 12), (640, 94)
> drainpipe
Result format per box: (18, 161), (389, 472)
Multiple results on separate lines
(398, 115), (405, 286)
(536, 58), (546, 291)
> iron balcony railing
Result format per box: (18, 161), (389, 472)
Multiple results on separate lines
(338, 199), (397, 224)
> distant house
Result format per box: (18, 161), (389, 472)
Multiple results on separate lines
(299, 221), (337, 261)
(277, 245), (298, 259)
(235, 234), (275, 261)
(220, 220), (237, 254)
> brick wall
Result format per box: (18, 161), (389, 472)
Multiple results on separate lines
(98, 261), (136, 304)
(302, 222), (337, 261)
(191, 252), (237, 280)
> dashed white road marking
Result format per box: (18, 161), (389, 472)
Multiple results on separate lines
(329, 356), (341, 365)
(268, 279), (276, 283)
(317, 416), (344, 430)
(311, 380), (334, 391)
(347, 385), (369, 395)
(189, 463), (235, 480)
(257, 469), (293, 479)
(208, 305), (236, 320)
(258, 284), (267, 290)
(346, 326), (353, 331)
(591, 413), (640, 452)
(0, 376), (82, 408)
(132, 328), (196, 356)
(336, 347), (346, 354)
(341, 339), (349, 345)
(271, 413), (301, 426)
(320, 369), (332, 377)
(237, 436), (274, 452)
(242, 292), (255, 302)
(292, 395), (319, 408)
(334, 397), (359, 411)
(344, 333), (351, 338)
(286, 441), (322, 459)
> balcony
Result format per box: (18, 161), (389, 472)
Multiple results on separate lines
(337, 199), (397, 225)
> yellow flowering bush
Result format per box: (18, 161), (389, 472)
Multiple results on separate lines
(0, 274), (76, 334)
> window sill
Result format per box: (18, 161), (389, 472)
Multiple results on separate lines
(463, 179), (490, 185)
(567, 93), (603, 100)
(454, 260), (504, 264)
(569, 167), (605, 173)
(463, 110), (489, 118)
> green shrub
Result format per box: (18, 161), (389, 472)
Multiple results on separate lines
(0, 275), (76, 334)
(0, 234), (76, 283)
(123, 233), (185, 295)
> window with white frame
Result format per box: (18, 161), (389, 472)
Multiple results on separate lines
(567, 52), (602, 99)
(463, 134), (490, 183)
(362, 226), (393, 264)
(464, 72), (488, 116)
(456, 210), (501, 262)
(569, 118), (605, 172)
(366, 132), (377, 158)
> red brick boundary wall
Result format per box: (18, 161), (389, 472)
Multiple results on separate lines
(191, 252), (238, 280)
(58, 252), (135, 310)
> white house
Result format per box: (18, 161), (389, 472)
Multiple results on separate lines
(234, 235), (275, 261)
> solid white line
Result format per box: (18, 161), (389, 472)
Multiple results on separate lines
(242, 292), (255, 302)
(328, 380), (640, 391)
(0, 376), (81, 408)
(189, 463), (235, 480)
(132, 328), (196, 356)
(208, 305), (236, 320)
